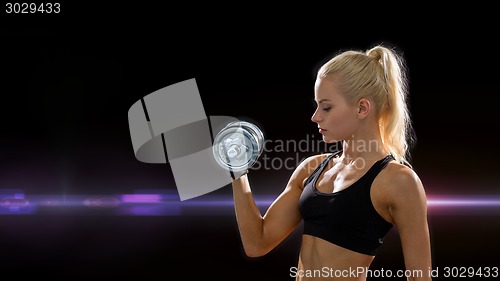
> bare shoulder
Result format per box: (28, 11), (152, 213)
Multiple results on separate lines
(300, 153), (330, 173)
(375, 161), (427, 207)
(287, 153), (330, 190)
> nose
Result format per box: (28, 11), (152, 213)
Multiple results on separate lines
(311, 107), (321, 123)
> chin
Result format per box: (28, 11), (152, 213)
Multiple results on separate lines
(322, 133), (345, 144)
(322, 137), (338, 144)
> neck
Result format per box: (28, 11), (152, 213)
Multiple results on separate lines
(341, 131), (388, 164)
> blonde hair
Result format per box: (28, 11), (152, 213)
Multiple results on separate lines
(318, 44), (415, 166)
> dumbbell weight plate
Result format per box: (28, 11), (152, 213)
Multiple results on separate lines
(212, 121), (264, 172)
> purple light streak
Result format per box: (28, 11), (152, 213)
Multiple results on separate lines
(0, 189), (499, 216)
(121, 194), (162, 203)
(427, 196), (500, 207)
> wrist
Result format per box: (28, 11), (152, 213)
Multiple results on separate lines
(231, 169), (249, 180)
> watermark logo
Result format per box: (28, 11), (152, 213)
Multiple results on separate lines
(128, 78), (240, 201)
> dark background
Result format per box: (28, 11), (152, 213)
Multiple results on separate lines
(1, 3), (499, 280)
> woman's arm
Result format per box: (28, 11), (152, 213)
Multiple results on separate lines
(231, 155), (323, 257)
(387, 166), (432, 281)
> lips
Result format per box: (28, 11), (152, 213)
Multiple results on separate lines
(319, 128), (327, 133)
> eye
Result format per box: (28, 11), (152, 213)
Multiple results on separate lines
(322, 107), (331, 112)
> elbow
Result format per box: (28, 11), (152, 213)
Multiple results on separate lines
(244, 250), (265, 258)
(242, 243), (270, 258)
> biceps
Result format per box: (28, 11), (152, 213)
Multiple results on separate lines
(262, 187), (303, 242)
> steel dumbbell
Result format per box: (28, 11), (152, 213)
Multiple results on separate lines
(212, 121), (264, 174)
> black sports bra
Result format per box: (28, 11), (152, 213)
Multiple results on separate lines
(298, 151), (394, 256)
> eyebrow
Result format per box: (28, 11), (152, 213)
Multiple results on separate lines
(315, 99), (333, 103)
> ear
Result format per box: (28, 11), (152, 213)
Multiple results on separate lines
(356, 98), (371, 119)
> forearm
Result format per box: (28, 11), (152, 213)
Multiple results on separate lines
(231, 174), (266, 256)
(406, 272), (432, 281)
(406, 257), (432, 281)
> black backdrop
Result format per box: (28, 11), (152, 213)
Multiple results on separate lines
(1, 4), (499, 280)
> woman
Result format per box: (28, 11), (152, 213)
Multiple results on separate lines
(231, 44), (432, 281)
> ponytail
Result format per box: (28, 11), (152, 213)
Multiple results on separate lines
(318, 44), (415, 166)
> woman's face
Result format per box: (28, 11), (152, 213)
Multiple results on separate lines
(311, 76), (359, 143)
